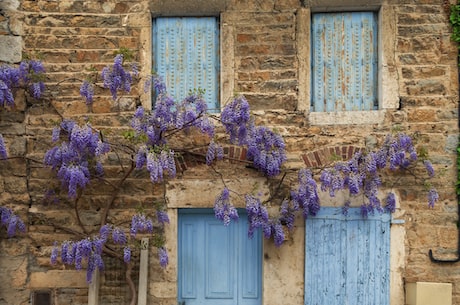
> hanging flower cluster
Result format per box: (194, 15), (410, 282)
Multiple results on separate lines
(51, 213), (166, 282)
(291, 168), (321, 219)
(221, 96), (251, 145)
(213, 188), (239, 226)
(0, 59), (45, 107)
(79, 80), (94, 105)
(245, 195), (286, 247)
(221, 96), (287, 176)
(79, 54), (138, 105)
(43, 120), (110, 198)
(206, 140), (224, 165)
(319, 133), (438, 216)
(0, 207), (26, 238)
(51, 237), (105, 283)
(101, 54), (137, 101)
(130, 77), (216, 183)
(214, 132), (438, 247)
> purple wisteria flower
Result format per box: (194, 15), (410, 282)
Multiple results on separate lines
(156, 210), (170, 226)
(145, 149), (176, 184)
(123, 247), (131, 263)
(279, 199), (296, 230)
(423, 160), (435, 178)
(52, 236), (106, 283)
(43, 120), (110, 199)
(99, 224), (111, 241)
(144, 74), (167, 94)
(206, 141), (224, 165)
(221, 96), (251, 145)
(174, 93), (214, 138)
(214, 188), (239, 226)
(291, 169), (320, 218)
(0, 206), (26, 237)
(112, 227), (127, 245)
(0, 60), (45, 107)
(428, 188), (439, 208)
(360, 204), (372, 218)
(269, 220), (285, 247)
(130, 214), (154, 238)
(341, 200), (351, 216)
(0, 134), (7, 159)
(50, 242), (59, 265)
(101, 54), (135, 100)
(158, 247), (169, 268)
(80, 80), (95, 105)
(246, 126), (287, 177)
(245, 194), (269, 238)
(317, 133), (438, 214)
(385, 192), (396, 213)
(0, 77), (15, 107)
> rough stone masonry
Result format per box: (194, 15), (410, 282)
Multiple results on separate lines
(0, 0), (459, 304)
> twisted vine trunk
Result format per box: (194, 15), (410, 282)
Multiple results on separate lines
(126, 262), (137, 305)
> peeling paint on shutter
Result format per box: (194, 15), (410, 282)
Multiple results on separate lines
(154, 17), (220, 111)
(305, 207), (390, 305)
(311, 12), (378, 112)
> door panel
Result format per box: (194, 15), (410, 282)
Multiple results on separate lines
(205, 221), (234, 299)
(179, 210), (262, 305)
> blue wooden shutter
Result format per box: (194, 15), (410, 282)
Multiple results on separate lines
(178, 210), (262, 305)
(305, 207), (390, 305)
(311, 12), (378, 112)
(153, 17), (220, 111)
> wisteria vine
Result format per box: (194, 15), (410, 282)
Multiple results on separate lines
(0, 51), (440, 289)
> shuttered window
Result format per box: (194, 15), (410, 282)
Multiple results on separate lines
(311, 12), (378, 112)
(153, 17), (220, 111)
(305, 207), (390, 305)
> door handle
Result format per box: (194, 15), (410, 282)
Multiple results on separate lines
(178, 301), (185, 305)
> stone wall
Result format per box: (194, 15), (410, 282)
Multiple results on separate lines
(0, 0), (459, 305)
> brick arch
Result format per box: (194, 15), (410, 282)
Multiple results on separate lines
(301, 145), (363, 168)
(175, 144), (249, 171)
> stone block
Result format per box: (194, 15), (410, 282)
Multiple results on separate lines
(150, 281), (176, 298)
(406, 282), (452, 305)
(29, 270), (88, 288)
(0, 35), (22, 63)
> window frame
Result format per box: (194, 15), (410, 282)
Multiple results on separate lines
(310, 11), (379, 112)
(297, 5), (399, 125)
(141, 12), (235, 112)
(152, 17), (221, 112)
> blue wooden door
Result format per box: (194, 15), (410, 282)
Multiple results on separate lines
(153, 17), (220, 111)
(178, 209), (262, 305)
(311, 12), (378, 112)
(305, 207), (390, 305)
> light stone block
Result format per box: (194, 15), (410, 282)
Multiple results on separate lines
(29, 270), (87, 288)
(0, 36), (22, 63)
(406, 282), (452, 305)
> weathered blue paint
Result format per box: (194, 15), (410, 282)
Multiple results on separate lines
(311, 12), (378, 112)
(305, 207), (390, 305)
(178, 209), (262, 305)
(153, 17), (220, 111)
